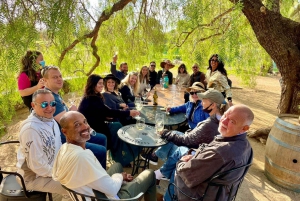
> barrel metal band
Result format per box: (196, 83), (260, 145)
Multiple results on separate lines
(274, 122), (300, 136)
(276, 117), (300, 133)
(265, 156), (300, 176)
(268, 134), (300, 152)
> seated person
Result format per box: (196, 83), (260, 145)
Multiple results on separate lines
(142, 89), (225, 166)
(119, 72), (139, 105)
(174, 105), (254, 201)
(17, 89), (70, 200)
(102, 74), (135, 125)
(78, 74), (140, 166)
(52, 111), (157, 201)
(174, 63), (190, 87)
(156, 59), (174, 85)
(43, 66), (107, 168)
(166, 82), (209, 131)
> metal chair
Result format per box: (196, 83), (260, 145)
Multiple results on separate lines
(0, 141), (52, 201)
(62, 185), (144, 201)
(168, 149), (253, 201)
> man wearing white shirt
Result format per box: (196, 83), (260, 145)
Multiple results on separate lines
(16, 89), (70, 200)
(52, 111), (157, 201)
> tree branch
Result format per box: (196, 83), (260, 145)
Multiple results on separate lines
(173, 6), (235, 48)
(58, 0), (133, 75)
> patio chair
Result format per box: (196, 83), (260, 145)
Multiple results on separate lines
(62, 185), (143, 201)
(0, 141), (52, 201)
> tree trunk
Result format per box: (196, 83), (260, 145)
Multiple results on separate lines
(230, 0), (300, 114)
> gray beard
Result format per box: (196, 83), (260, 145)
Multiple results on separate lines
(32, 110), (54, 122)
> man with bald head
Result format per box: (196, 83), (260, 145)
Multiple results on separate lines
(173, 105), (254, 201)
(52, 111), (157, 201)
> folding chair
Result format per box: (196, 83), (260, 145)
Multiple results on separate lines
(62, 185), (143, 201)
(169, 149), (253, 201)
(0, 141), (52, 201)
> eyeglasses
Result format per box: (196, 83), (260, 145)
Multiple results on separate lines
(41, 66), (58, 77)
(35, 101), (57, 108)
(210, 59), (219, 62)
(150, 65), (156, 67)
(189, 91), (201, 95)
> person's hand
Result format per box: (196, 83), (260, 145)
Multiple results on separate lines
(122, 172), (133, 182)
(69, 105), (77, 111)
(113, 54), (118, 63)
(166, 107), (171, 112)
(106, 117), (113, 120)
(129, 110), (140, 117)
(119, 103), (127, 108)
(180, 154), (193, 162)
(37, 79), (45, 89)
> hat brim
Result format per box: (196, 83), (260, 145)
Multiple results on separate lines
(186, 86), (206, 93)
(103, 75), (120, 84)
(160, 61), (175, 68)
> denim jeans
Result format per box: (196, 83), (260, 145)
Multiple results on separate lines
(60, 131), (107, 169)
(155, 131), (184, 161)
(161, 146), (189, 201)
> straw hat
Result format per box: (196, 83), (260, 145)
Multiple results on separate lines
(160, 59), (175, 68)
(186, 82), (206, 92)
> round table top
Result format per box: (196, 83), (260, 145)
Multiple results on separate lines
(117, 124), (167, 147)
(139, 105), (186, 126)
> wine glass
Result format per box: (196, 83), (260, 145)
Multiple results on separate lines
(136, 117), (146, 131)
(135, 98), (143, 119)
(145, 84), (151, 92)
(165, 103), (171, 115)
(161, 79), (165, 90)
(68, 92), (76, 106)
(177, 82), (182, 91)
(142, 91), (148, 104)
(155, 119), (164, 135)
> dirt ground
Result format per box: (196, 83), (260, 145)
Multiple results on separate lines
(1, 75), (299, 201)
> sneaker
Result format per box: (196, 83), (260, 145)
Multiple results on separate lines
(141, 153), (158, 165)
(161, 176), (170, 181)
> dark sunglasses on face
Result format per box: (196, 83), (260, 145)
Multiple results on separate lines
(210, 59), (219, 62)
(189, 91), (201, 95)
(150, 65), (156, 67)
(35, 101), (57, 108)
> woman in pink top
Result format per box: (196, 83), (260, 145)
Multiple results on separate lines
(18, 50), (45, 110)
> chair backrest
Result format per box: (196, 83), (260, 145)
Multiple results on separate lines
(62, 185), (144, 201)
(0, 140), (52, 201)
(169, 149), (253, 201)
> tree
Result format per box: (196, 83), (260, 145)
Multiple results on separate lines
(228, 0), (300, 114)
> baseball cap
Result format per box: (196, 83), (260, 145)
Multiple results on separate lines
(197, 89), (225, 104)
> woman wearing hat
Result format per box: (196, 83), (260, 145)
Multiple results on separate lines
(174, 63), (190, 87)
(166, 82), (209, 131)
(103, 74), (135, 125)
(156, 59), (174, 85)
(206, 54), (233, 106)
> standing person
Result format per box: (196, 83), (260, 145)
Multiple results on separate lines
(17, 50), (46, 110)
(110, 54), (128, 80)
(119, 72), (140, 105)
(184, 63), (206, 103)
(156, 59), (174, 85)
(16, 89), (70, 201)
(78, 74), (139, 154)
(206, 54), (233, 106)
(52, 111), (157, 201)
(174, 63), (190, 87)
(149, 61), (157, 89)
(174, 105), (254, 201)
(138, 65), (150, 95)
(43, 66), (107, 169)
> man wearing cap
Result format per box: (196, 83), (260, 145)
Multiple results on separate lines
(110, 54), (128, 80)
(166, 82), (209, 131)
(149, 89), (226, 200)
(174, 104), (254, 201)
(156, 59), (174, 84)
(149, 61), (157, 88)
(184, 63), (207, 103)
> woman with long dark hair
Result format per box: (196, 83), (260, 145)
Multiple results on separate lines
(78, 74), (140, 166)
(206, 54), (233, 105)
(18, 50), (46, 109)
(175, 63), (190, 87)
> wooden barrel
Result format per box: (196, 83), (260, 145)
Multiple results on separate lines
(265, 114), (300, 192)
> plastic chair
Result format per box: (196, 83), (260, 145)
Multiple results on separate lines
(0, 141), (52, 201)
(168, 149), (253, 201)
(62, 185), (144, 201)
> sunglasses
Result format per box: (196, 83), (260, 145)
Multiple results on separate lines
(189, 91), (201, 95)
(35, 101), (57, 108)
(210, 59), (219, 62)
(150, 65), (156, 67)
(41, 66), (58, 77)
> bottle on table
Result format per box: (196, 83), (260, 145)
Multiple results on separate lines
(163, 74), (169, 88)
(153, 90), (158, 105)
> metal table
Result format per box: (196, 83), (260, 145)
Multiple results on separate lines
(118, 124), (167, 175)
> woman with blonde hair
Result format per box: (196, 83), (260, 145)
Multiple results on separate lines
(119, 72), (140, 105)
(138, 65), (150, 94)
